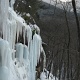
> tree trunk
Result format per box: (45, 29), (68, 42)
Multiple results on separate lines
(72, 0), (80, 80)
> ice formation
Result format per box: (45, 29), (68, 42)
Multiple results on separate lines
(15, 43), (23, 63)
(0, 0), (43, 80)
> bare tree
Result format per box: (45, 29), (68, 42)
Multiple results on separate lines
(72, 0), (80, 80)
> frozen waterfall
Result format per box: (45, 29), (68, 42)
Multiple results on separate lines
(0, 0), (44, 80)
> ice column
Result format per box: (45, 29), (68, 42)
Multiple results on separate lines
(26, 25), (32, 49)
(23, 45), (29, 60)
(15, 43), (23, 63)
(29, 33), (42, 80)
(33, 33), (42, 66)
(0, 39), (10, 80)
(0, 0), (9, 40)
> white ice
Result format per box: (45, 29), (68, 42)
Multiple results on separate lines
(15, 43), (23, 63)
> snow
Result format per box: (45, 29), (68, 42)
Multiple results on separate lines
(26, 13), (31, 17)
(40, 72), (47, 80)
(29, 5), (32, 8)
(40, 69), (58, 80)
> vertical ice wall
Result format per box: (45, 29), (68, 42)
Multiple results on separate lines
(0, 0), (43, 80)
(29, 33), (42, 80)
(0, 0), (11, 72)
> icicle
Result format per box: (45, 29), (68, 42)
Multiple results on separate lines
(23, 45), (29, 60)
(0, 39), (5, 66)
(16, 22), (20, 42)
(12, 20), (17, 49)
(33, 33), (42, 66)
(37, 35), (42, 62)
(23, 26), (26, 45)
(0, 39), (9, 67)
(29, 40), (35, 80)
(41, 46), (46, 69)
(15, 43), (23, 63)
(28, 33), (42, 80)
(32, 34), (37, 66)
(1, 0), (9, 41)
(26, 25), (32, 49)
